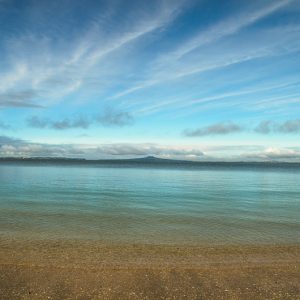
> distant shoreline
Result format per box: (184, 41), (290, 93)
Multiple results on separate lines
(0, 156), (300, 169)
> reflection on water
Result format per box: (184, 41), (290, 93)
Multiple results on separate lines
(0, 163), (300, 245)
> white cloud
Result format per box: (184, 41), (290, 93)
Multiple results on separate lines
(110, 1), (297, 102)
(0, 0), (188, 108)
(245, 147), (300, 161)
(0, 137), (205, 159)
(1, 134), (300, 162)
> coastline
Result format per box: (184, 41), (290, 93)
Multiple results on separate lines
(1, 238), (299, 299)
(1, 157), (300, 171)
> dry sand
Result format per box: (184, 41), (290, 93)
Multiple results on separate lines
(0, 238), (299, 299)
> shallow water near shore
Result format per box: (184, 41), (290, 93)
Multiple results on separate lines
(0, 162), (300, 245)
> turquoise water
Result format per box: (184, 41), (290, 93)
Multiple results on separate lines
(0, 163), (300, 245)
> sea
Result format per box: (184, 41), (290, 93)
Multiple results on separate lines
(0, 161), (299, 245)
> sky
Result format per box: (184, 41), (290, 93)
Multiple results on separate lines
(0, 0), (300, 161)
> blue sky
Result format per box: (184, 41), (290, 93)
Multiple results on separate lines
(0, 0), (300, 161)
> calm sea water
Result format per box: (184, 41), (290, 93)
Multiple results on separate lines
(0, 163), (300, 245)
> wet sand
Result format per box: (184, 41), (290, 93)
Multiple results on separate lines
(0, 238), (299, 299)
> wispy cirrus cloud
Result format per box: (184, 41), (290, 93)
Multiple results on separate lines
(2, 0), (296, 113)
(110, 0), (297, 102)
(0, 0), (189, 108)
(169, 0), (292, 60)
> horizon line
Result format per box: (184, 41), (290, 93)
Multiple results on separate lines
(1, 156), (300, 165)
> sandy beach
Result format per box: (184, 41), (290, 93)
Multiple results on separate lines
(0, 238), (299, 299)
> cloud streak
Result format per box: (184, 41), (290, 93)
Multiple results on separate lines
(244, 147), (300, 161)
(27, 116), (91, 130)
(27, 108), (134, 130)
(96, 108), (134, 127)
(110, 0), (296, 102)
(171, 0), (292, 60)
(255, 119), (300, 134)
(94, 144), (204, 157)
(0, 0), (189, 109)
(185, 119), (300, 138)
(0, 135), (26, 146)
(0, 89), (42, 108)
(184, 122), (242, 137)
